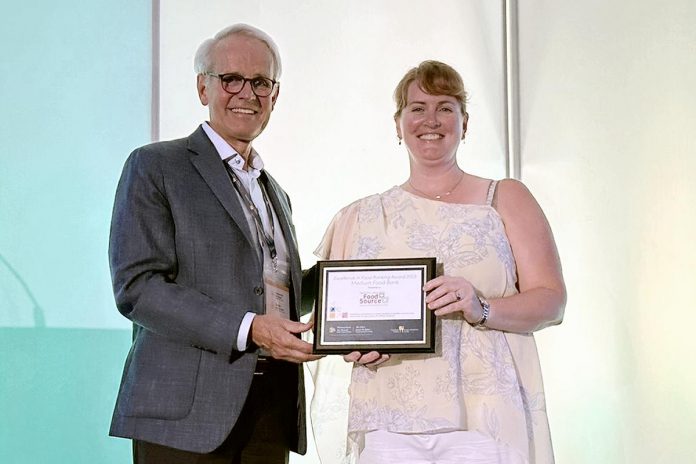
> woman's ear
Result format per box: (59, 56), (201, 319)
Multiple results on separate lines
(461, 111), (469, 139)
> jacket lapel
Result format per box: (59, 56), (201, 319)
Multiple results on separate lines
(260, 171), (302, 315)
(187, 126), (258, 254)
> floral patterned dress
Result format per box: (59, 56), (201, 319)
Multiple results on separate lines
(311, 184), (554, 464)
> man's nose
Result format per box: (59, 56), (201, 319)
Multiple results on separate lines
(236, 79), (256, 99)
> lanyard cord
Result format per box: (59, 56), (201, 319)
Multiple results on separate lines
(223, 161), (278, 270)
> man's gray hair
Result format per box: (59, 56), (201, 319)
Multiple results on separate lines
(193, 23), (282, 79)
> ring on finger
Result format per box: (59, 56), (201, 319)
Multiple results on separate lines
(455, 290), (462, 301)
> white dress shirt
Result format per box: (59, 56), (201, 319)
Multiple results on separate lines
(202, 122), (290, 351)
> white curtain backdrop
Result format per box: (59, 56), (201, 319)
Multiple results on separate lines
(518, 1), (696, 463)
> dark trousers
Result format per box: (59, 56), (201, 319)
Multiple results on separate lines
(133, 360), (295, 464)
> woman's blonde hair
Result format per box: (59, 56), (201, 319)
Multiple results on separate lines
(393, 60), (468, 118)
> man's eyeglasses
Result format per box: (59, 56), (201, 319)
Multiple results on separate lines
(203, 72), (277, 97)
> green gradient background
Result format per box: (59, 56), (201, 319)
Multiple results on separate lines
(0, 1), (150, 462)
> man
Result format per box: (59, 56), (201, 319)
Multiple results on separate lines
(109, 24), (320, 463)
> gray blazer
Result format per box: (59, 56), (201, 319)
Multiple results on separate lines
(108, 125), (306, 454)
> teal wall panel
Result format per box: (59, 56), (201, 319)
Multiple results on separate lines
(0, 329), (132, 462)
(1, 1), (151, 462)
(0, 0), (152, 329)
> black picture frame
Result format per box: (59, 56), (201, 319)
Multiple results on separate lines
(312, 257), (436, 354)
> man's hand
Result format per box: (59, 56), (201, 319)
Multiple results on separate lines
(251, 315), (323, 363)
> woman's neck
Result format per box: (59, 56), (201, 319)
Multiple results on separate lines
(408, 159), (461, 183)
(404, 162), (469, 200)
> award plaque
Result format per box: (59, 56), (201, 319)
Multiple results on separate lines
(312, 257), (436, 354)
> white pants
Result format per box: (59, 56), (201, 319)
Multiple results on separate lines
(357, 430), (525, 464)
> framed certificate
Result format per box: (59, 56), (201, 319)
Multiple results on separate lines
(312, 257), (436, 354)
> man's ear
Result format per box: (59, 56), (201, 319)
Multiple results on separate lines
(271, 84), (280, 110)
(197, 74), (209, 106)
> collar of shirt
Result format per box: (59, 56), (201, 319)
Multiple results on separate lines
(201, 122), (265, 179)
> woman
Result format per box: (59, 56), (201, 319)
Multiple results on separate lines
(312, 60), (565, 463)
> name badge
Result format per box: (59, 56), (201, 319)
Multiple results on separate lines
(264, 277), (290, 319)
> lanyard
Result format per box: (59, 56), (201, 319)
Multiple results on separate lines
(223, 161), (279, 272)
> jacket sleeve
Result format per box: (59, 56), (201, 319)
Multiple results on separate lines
(108, 147), (248, 357)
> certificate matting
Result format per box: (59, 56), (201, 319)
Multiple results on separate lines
(313, 257), (436, 354)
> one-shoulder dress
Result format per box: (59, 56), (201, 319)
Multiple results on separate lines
(310, 183), (554, 464)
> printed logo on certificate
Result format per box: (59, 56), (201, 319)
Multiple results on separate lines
(312, 258), (436, 354)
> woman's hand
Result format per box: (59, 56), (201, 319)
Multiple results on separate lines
(343, 351), (390, 368)
(424, 275), (483, 325)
